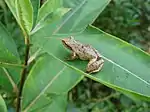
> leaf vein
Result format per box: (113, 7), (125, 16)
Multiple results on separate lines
(23, 66), (66, 112)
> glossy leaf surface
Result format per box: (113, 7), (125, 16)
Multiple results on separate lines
(22, 55), (83, 111)
(31, 25), (150, 101)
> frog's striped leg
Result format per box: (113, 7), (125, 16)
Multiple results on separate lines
(86, 58), (104, 74)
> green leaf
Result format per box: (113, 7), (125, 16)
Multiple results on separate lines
(0, 68), (13, 92)
(31, 94), (68, 112)
(0, 22), (20, 65)
(0, 67), (20, 93)
(31, 0), (110, 35)
(0, 0), (7, 12)
(31, 25), (150, 101)
(15, 0), (33, 34)
(60, 0), (111, 33)
(0, 95), (7, 112)
(0, 23), (20, 93)
(22, 55), (83, 111)
(33, 7), (70, 33)
(29, 0), (111, 63)
(30, 0), (40, 29)
(4, 0), (18, 21)
(37, 0), (62, 23)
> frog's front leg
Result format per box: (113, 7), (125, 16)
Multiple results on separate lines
(86, 58), (104, 73)
(66, 52), (78, 60)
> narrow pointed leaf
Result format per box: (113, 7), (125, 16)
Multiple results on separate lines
(16, 0), (33, 34)
(30, 0), (40, 29)
(59, 0), (111, 33)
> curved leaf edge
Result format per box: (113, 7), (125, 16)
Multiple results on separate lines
(23, 54), (84, 94)
(46, 52), (150, 101)
(32, 27), (150, 101)
(4, 0), (18, 21)
(15, 0), (33, 35)
(90, 25), (150, 57)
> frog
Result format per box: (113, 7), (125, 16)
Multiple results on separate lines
(61, 36), (104, 74)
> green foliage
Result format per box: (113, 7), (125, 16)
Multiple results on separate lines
(0, 0), (150, 111)
(22, 55), (76, 111)
(93, 0), (150, 51)
(31, 23), (150, 100)
(0, 95), (7, 112)
(0, 23), (20, 64)
(15, 0), (33, 34)
(30, 0), (40, 28)
(37, 0), (62, 22)
(33, 7), (70, 33)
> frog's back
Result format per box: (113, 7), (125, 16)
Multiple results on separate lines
(73, 43), (97, 60)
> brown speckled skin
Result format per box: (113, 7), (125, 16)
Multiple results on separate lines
(62, 36), (104, 73)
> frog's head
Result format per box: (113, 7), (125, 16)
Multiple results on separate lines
(61, 36), (75, 50)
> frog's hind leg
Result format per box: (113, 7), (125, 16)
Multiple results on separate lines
(89, 61), (104, 73)
(66, 52), (78, 60)
(86, 58), (97, 73)
(86, 59), (104, 73)
(87, 58), (97, 67)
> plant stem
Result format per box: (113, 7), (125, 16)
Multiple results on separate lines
(16, 37), (30, 112)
